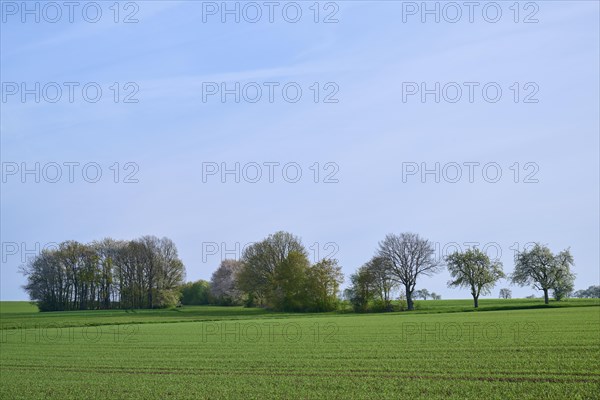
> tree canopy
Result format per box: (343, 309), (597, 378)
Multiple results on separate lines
(21, 236), (185, 311)
(511, 244), (575, 304)
(445, 248), (505, 308)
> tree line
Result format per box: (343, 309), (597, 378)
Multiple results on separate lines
(23, 230), (590, 313)
(573, 285), (600, 298)
(345, 232), (578, 312)
(21, 236), (185, 311)
(182, 231), (584, 313)
(182, 231), (344, 312)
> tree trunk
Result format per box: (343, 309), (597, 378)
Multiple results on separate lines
(543, 289), (549, 304)
(474, 296), (479, 308)
(406, 286), (414, 311)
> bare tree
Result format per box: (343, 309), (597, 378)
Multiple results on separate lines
(378, 233), (442, 311)
(499, 288), (512, 299)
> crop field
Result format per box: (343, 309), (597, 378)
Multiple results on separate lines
(1, 300), (599, 399)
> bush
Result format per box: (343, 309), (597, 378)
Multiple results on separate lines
(350, 295), (370, 313)
(157, 289), (181, 308)
(370, 299), (391, 313)
(396, 299), (408, 311)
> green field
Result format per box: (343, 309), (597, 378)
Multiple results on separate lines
(1, 300), (599, 399)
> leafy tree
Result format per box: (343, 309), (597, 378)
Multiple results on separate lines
(180, 280), (211, 305)
(364, 256), (396, 311)
(511, 244), (575, 304)
(378, 233), (442, 310)
(445, 248), (505, 308)
(347, 257), (396, 312)
(305, 258), (344, 312)
(431, 292), (441, 300)
(347, 266), (376, 312)
(21, 236), (186, 311)
(157, 237), (186, 297)
(272, 251), (310, 311)
(499, 288), (512, 299)
(237, 231), (307, 307)
(236, 231), (344, 312)
(157, 289), (181, 308)
(552, 278), (574, 301)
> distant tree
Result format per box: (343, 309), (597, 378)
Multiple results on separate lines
(378, 233), (442, 311)
(92, 238), (120, 309)
(499, 288), (512, 299)
(414, 289), (430, 300)
(573, 285), (600, 298)
(305, 258), (344, 312)
(272, 251), (310, 311)
(156, 237), (186, 307)
(235, 231), (344, 312)
(445, 248), (505, 308)
(210, 259), (243, 305)
(552, 278), (575, 301)
(138, 236), (161, 309)
(347, 266), (376, 312)
(180, 280), (211, 305)
(511, 244), (575, 304)
(430, 292), (441, 300)
(157, 288), (181, 308)
(21, 236), (186, 311)
(237, 231), (307, 307)
(364, 256), (397, 310)
(21, 249), (63, 311)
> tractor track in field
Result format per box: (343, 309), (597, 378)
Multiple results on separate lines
(2, 364), (599, 384)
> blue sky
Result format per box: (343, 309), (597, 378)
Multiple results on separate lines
(1, 1), (599, 300)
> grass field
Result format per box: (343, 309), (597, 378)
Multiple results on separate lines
(1, 300), (599, 399)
